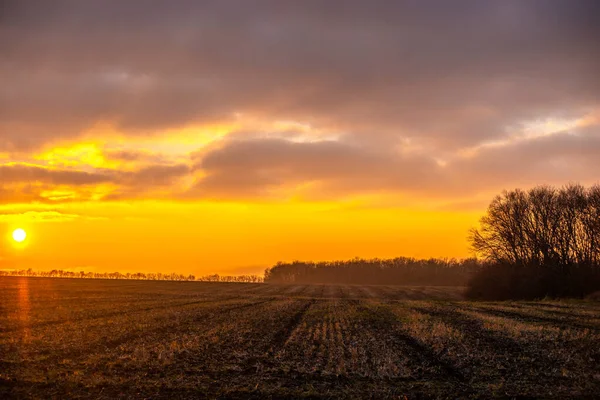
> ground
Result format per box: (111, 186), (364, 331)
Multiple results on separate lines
(1, 277), (599, 399)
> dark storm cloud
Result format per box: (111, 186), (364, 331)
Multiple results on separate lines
(1, 0), (599, 151)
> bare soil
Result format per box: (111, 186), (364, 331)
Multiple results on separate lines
(1, 277), (599, 399)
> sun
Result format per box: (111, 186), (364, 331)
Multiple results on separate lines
(12, 228), (27, 243)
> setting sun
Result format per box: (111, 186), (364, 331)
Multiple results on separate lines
(12, 228), (27, 243)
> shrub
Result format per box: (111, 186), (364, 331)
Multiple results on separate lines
(466, 262), (600, 300)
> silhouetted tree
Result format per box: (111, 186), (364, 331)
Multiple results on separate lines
(470, 184), (600, 269)
(468, 184), (600, 299)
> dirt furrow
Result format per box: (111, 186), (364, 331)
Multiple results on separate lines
(267, 299), (314, 355)
(0, 295), (244, 334)
(356, 301), (466, 382)
(464, 304), (600, 332)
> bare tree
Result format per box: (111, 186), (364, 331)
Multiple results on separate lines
(470, 184), (600, 272)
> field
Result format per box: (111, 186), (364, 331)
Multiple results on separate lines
(1, 277), (599, 399)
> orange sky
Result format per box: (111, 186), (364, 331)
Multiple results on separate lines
(0, 141), (484, 275)
(1, 1), (599, 276)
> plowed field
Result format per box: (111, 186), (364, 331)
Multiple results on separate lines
(1, 277), (599, 398)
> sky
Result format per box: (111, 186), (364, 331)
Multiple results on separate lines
(1, 0), (599, 275)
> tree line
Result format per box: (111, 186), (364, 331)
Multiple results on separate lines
(264, 257), (482, 285)
(0, 268), (263, 283)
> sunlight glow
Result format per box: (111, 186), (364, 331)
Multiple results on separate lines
(35, 142), (117, 169)
(12, 228), (27, 243)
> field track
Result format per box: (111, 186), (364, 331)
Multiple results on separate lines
(1, 277), (599, 399)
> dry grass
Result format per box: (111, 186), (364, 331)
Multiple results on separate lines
(1, 277), (599, 399)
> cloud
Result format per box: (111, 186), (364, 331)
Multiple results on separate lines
(0, 211), (105, 223)
(123, 164), (190, 186)
(190, 137), (441, 199)
(2, 122), (599, 205)
(0, 162), (191, 203)
(0, 1), (599, 206)
(104, 149), (171, 164)
(0, 163), (111, 185)
(453, 124), (600, 190)
(103, 164), (191, 200)
(188, 123), (600, 201)
(1, 0), (599, 154)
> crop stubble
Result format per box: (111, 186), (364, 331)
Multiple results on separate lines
(1, 277), (599, 398)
